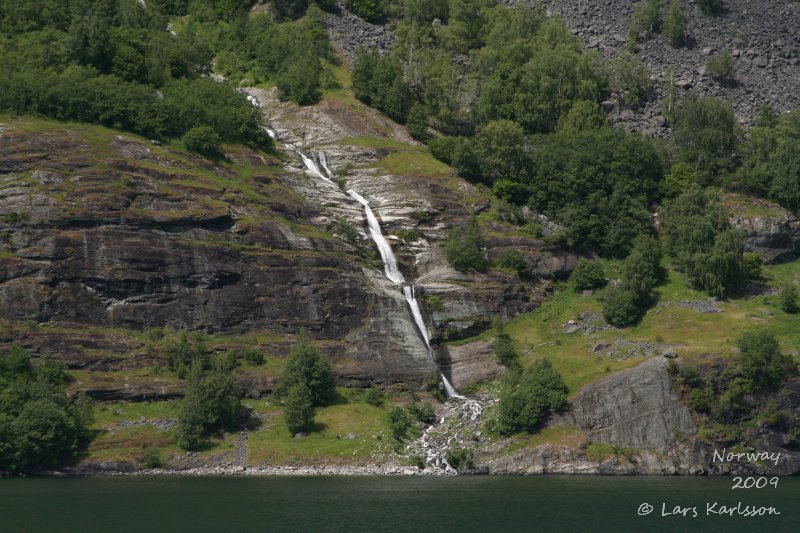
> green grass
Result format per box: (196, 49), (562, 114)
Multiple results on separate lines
(501, 426), (585, 455)
(372, 150), (451, 178)
(496, 260), (800, 394)
(246, 392), (393, 466)
(585, 442), (642, 462)
(92, 400), (181, 427)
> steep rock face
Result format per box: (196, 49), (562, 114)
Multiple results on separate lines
(440, 340), (504, 389)
(0, 122), (435, 386)
(560, 357), (697, 451)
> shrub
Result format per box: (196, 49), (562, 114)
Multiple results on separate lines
(494, 328), (519, 368)
(610, 51), (655, 107)
(388, 406), (413, 442)
(364, 385), (384, 406)
(663, 1), (686, 46)
(743, 252), (763, 280)
(602, 287), (641, 327)
(444, 216), (488, 271)
(494, 250), (530, 278)
(673, 96), (739, 182)
(707, 52), (736, 84)
(496, 359), (568, 434)
(570, 259), (606, 291)
(779, 284), (799, 313)
(276, 56), (321, 105)
(408, 402), (436, 424)
(345, 0), (387, 23)
(737, 331), (795, 391)
(335, 219), (360, 245)
(284, 382), (315, 435)
(141, 447), (163, 469)
(165, 333), (207, 379)
(182, 126), (222, 156)
(243, 347), (265, 365)
(446, 447), (474, 470)
(274, 334), (335, 407)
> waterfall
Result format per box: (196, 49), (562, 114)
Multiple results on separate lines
(346, 190), (405, 285)
(239, 88), (460, 398)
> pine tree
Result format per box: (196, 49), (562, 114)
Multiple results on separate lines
(663, 1), (686, 46)
(284, 383), (314, 435)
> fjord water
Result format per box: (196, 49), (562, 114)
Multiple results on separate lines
(0, 476), (796, 532)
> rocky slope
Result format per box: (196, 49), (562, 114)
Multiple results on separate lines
(514, 0), (800, 134)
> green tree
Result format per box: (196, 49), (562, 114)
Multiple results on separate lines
(610, 51), (655, 107)
(737, 331), (795, 391)
(602, 287), (641, 327)
(662, 185), (745, 297)
(673, 95), (739, 183)
(0, 348), (93, 472)
(497, 359), (568, 434)
(662, 161), (698, 199)
(275, 334), (335, 407)
(406, 102), (430, 142)
(493, 321), (519, 368)
(444, 0), (494, 53)
(276, 56), (321, 105)
(272, 0), (311, 20)
(387, 405), (413, 442)
(632, 0), (664, 34)
(284, 382), (315, 435)
(663, 1), (686, 46)
(444, 216), (488, 271)
(473, 120), (527, 184)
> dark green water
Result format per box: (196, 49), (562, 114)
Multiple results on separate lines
(0, 476), (797, 532)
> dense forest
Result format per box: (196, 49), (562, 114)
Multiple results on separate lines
(1, 0), (798, 472)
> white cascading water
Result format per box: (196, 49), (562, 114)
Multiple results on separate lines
(240, 91), (459, 398)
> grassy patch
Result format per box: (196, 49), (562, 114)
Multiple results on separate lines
(502, 426), (586, 455)
(338, 136), (420, 151)
(585, 442), (642, 462)
(246, 393), (393, 466)
(500, 260), (800, 394)
(372, 150), (451, 178)
(92, 400), (181, 427)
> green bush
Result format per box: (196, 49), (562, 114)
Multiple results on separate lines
(243, 347), (265, 366)
(602, 287), (641, 327)
(494, 250), (530, 278)
(388, 406), (413, 442)
(779, 284), (799, 313)
(497, 359), (568, 434)
(446, 447), (474, 470)
(673, 96), (740, 182)
(274, 334), (335, 407)
(284, 382), (315, 435)
(570, 259), (606, 291)
(141, 447), (163, 469)
(610, 51), (655, 107)
(165, 333), (207, 379)
(707, 52), (736, 84)
(743, 252), (763, 280)
(335, 219), (360, 245)
(494, 330), (519, 368)
(444, 216), (488, 271)
(364, 385), (384, 407)
(182, 126), (221, 156)
(408, 402), (435, 424)
(737, 331), (795, 391)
